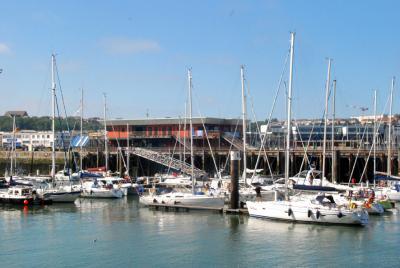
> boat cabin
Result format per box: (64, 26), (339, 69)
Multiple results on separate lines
(7, 186), (33, 197)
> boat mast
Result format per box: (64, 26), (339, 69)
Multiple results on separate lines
(103, 93), (109, 172)
(126, 123), (130, 178)
(373, 90), (377, 188)
(285, 32), (295, 199)
(10, 115), (16, 176)
(331, 79), (336, 183)
(183, 102), (187, 163)
(388, 77), (394, 177)
(80, 88), (84, 171)
(188, 68), (195, 194)
(240, 65), (248, 184)
(51, 54), (56, 179)
(322, 58), (332, 185)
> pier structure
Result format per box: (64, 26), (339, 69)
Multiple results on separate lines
(1, 116), (400, 184)
(90, 117), (399, 184)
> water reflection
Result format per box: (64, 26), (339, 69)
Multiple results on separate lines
(0, 199), (399, 267)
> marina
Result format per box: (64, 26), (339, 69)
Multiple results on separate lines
(2, 1), (400, 267)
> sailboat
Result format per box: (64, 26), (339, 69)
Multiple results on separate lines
(80, 93), (124, 199)
(35, 54), (81, 203)
(246, 33), (368, 225)
(140, 69), (225, 208)
(4, 115), (28, 186)
(371, 78), (400, 203)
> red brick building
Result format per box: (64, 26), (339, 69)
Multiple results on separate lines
(106, 117), (242, 149)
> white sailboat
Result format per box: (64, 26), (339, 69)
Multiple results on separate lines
(80, 179), (124, 198)
(80, 93), (124, 199)
(140, 69), (224, 208)
(246, 33), (368, 225)
(36, 54), (81, 203)
(372, 78), (400, 202)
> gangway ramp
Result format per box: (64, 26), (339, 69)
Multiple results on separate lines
(130, 147), (207, 178)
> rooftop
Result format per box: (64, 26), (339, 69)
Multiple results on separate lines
(106, 117), (241, 126)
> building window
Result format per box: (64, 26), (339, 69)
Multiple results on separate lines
(47, 135), (50, 138)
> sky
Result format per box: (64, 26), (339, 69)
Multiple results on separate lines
(0, 0), (399, 121)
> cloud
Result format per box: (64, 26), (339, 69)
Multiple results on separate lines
(0, 43), (11, 54)
(101, 38), (161, 55)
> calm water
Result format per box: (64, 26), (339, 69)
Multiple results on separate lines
(0, 197), (399, 268)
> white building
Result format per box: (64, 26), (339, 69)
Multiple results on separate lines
(1, 130), (71, 151)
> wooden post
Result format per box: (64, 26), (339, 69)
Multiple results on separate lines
(398, 150), (400, 176)
(349, 154), (354, 181)
(277, 151), (285, 175)
(290, 153), (295, 177)
(332, 149), (337, 183)
(230, 151), (240, 209)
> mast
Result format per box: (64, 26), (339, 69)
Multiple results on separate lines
(10, 115), (16, 176)
(388, 77), (394, 176)
(103, 93), (109, 172)
(80, 88), (84, 171)
(178, 117), (182, 162)
(331, 79), (337, 183)
(183, 102), (187, 162)
(373, 90), (377, 188)
(126, 123), (130, 178)
(285, 32), (295, 199)
(188, 68), (195, 194)
(240, 65), (248, 183)
(51, 54), (56, 178)
(322, 58), (332, 185)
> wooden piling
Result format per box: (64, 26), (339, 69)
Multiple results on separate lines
(230, 151), (240, 210)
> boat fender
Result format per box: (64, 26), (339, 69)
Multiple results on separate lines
(337, 212), (344, 218)
(316, 210), (321, 219)
(307, 209), (312, 218)
(288, 208), (293, 216)
(364, 202), (371, 209)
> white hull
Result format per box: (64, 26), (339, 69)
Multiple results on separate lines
(246, 200), (368, 225)
(81, 188), (123, 198)
(386, 191), (400, 202)
(140, 193), (225, 209)
(45, 191), (81, 203)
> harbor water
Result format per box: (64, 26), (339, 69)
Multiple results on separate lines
(0, 197), (399, 267)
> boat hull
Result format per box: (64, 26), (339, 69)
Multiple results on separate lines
(0, 197), (35, 205)
(81, 188), (123, 198)
(246, 200), (368, 225)
(387, 191), (400, 202)
(45, 191), (81, 203)
(140, 194), (225, 209)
